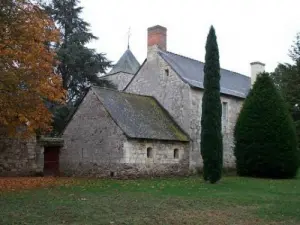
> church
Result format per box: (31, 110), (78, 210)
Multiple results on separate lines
(60, 25), (265, 177)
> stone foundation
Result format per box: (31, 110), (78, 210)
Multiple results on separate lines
(60, 139), (190, 178)
(60, 162), (189, 178)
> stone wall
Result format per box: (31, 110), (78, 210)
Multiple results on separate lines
(102, 72), (134, 91)
(61, 89), (189, 177)
(62, 139), (190, 178)
(189, 88), (244, 169)
(125, 47), (192, 135)
(125, 47), (244, 170)
(118, 139), (189, 177)
(61, 90), (127, 177)
(0, 137), (43, 176)
(221, 96), (244, 168)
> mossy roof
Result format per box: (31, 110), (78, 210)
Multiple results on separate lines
(92, 87), (189, 142)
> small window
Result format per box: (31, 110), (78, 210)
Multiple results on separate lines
(222, 102), (228, 131)
(174, 148), (179, 159)
(222, 102), (228, 122)
(165, 69), (169, 76)
(147, 147), (153, 158)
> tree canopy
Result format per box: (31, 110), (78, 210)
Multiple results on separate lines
(43, 0), (113, 104)
(270, 33), (300, 147)
(0, 0), (65, 137)
(41, 0), (115, 135)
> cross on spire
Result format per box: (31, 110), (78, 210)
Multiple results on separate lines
(127, 27), (131, 49)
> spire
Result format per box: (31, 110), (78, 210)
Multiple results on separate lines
(108, 48), (140, 75)
(127, 27), (131, 49)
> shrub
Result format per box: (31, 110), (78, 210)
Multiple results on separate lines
(234, 73), (299, 178)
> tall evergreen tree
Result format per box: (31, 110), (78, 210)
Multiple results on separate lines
(234, 73), (299, 178)
(200, 26), (223, 183)
(42, 0), (115, 135)
(43, 0), (113, 103)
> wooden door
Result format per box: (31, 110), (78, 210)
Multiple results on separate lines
(44, 147), (60, 176)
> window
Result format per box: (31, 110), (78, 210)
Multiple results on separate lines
(222, 102), (228, 130)
(174, 148), (179, 159)
(147, 147), (153, 158)
(165, 68), (169, 76)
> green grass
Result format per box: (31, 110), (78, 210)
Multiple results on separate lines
(1, 175), (300, 225)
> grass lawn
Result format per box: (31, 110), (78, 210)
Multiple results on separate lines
(1, 175), (300, 225)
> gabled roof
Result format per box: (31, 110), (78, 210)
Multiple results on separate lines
(108, 49), (140, 75)
(159, 50), (251, 98)
(92, 87), (189, 142)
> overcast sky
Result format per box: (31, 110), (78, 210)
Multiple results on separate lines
(81, 0), (300, 76)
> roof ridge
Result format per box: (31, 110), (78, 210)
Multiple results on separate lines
(162, 50), (203, 63)
(100, 71), (135, 78)
(161, 50), (249, 78)
(92, 85), (156, 99)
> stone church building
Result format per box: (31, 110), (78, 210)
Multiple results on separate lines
(60, 25), (265, 177)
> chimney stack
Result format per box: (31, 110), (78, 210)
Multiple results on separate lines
(250, 61), (265, 85)
(147, 25), (167, 54)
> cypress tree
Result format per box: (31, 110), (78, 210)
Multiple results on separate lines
(200, 26), (223, 183)
(234, 73), (299, 178)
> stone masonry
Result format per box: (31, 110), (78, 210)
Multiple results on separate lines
(125, 45), (244, 170)
(189, 88), (244, 169)
(61, 90), (127, 177)
(61, 89), (189, 177)
(121, 139), (189, 176)
(0, 137), (44, 176)
(102, 72), (134, 91)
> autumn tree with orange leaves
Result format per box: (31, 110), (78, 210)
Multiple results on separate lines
(0, 0), (65, 137)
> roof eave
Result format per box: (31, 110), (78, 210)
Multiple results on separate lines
(158, 50), (250, 99)
(126, 135), (190, 143)
(189, 85), (247, 99)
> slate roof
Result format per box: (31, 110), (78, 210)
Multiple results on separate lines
(159, 51), (251, 98)
(92, 87), (189, 142)
(107, 49), (140, 75)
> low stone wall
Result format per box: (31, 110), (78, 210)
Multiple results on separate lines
(0, 138), (44, 176)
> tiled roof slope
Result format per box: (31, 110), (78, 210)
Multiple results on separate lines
(159, 50), (251, 98)
(93, 87), (189, 142)
(108, 49), (140, 75)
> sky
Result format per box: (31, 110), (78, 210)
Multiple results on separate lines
(81, 0), (300, 76)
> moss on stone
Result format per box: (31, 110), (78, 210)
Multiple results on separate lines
(93, 87), (189, 142)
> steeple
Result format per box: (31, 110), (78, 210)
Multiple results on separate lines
(127, 27), (131, 50)
(108, 48), (140, 75)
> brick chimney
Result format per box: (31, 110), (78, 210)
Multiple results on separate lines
(250, 61), (265, 85)
(147, 25), (167, 55)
